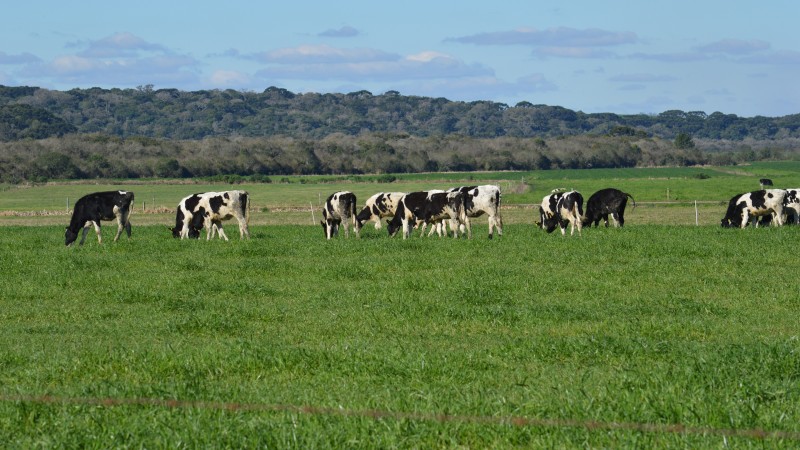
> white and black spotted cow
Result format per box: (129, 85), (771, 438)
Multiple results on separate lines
(537, 190), (584, 236)
(172, 190), (251, 240)
(387, 190), (465, 239)
(536, 190), (565, 233)
(782, 189), (800, 224)
(355, 192), (406, 232)
(321, 191), (357, 239)
(65, 190), (135, 246)
(446, 185), (503, 239)
(720, 189), (786, 228)
(583, 188), (636, 228)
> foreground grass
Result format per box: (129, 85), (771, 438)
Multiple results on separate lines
(0, 224), (799, 447)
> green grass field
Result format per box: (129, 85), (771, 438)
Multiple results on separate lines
(1, 165), (799, 447)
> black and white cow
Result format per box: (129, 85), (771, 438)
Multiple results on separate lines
(354, 192), (406, 232)
(387, 190), (465, 239)
(321, 191), (357, 239)
(536, 190), (565, 233)
(537, 190), (584, 236)
(446, 185), (503, 239)
(65, 190), (135, 246)
(782, 189), (800, 225)
(172, 190), (251, 240)
(583, 188), (636, 228)
(720, 189), (786, 228)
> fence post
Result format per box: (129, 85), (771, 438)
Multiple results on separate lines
(310, 202), (316, 224)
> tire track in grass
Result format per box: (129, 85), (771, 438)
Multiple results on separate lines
(2, 393), (799, 441)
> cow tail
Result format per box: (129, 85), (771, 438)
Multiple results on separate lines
(351, 196), (358, 228)
(242, 192), (251, 225)
(628, 193), (637, 210)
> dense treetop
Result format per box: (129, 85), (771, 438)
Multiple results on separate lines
(2, 84), (799, 142)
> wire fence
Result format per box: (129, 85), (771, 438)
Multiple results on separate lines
(1, 394), (798, 441)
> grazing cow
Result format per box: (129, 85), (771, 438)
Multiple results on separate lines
(760, 178), (773, 189)
(65, 190), (135, 246)
(446, 185), (503, 239)
(321, 191), (357, 239)
(782, 189), (800, 224)
(720, 189), (786, 228)
(387, 190), (465, 239)
(536, 190), (565, 233)
(583, 188), (636, 228)
(172, 190), (250, 240)
(355, 192), (406, 232)
(536, 190), (584, 236)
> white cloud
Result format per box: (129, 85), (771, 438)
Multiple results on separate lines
(695, 39), (771, 55)
(448, 27), (638, 48)
(251, 44), (398, 64)
(78, 32), (169, 58)
(252, 46), (491, 82)
(318, 26), (359, 38)
(209, 69), (252, 86)
(0, 51), (41, 65)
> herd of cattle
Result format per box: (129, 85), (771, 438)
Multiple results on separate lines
(63, 182), (800, 246)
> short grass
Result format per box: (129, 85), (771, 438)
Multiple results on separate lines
(1, 224), (799, 447)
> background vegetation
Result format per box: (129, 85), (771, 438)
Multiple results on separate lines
(1, 85), (799, 183)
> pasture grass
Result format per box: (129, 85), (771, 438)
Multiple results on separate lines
(0, 223), (799, 447)
(3, 163), (800, 216)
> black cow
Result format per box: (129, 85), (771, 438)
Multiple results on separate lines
(387, 190), (465, 239)
(172, 190), (251, 240)
(583, 188), (636, 228)
(65, 190), (135, 246)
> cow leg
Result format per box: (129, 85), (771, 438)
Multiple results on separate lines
(494, 214), (503, 237)
(113, 215), (125, 242)
(90, 221), (103, 244)
(448, 218), (460, 238)
(238, 218), (250, 239)
(773, 210), (785, 227)
(216, 224), (229, 241)
(78, 221), (93, 245)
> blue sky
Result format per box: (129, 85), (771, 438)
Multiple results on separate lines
(2, 1), (799, 117)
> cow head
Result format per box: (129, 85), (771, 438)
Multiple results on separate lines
(538, 206), (559, 233)
(65, 227), (79, 246)
(321, 219), (341, 239)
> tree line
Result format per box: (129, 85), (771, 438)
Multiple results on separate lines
(1, 132), (794, 184)
(0, 84), (799, 183)
(2, 85), (800, 142)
